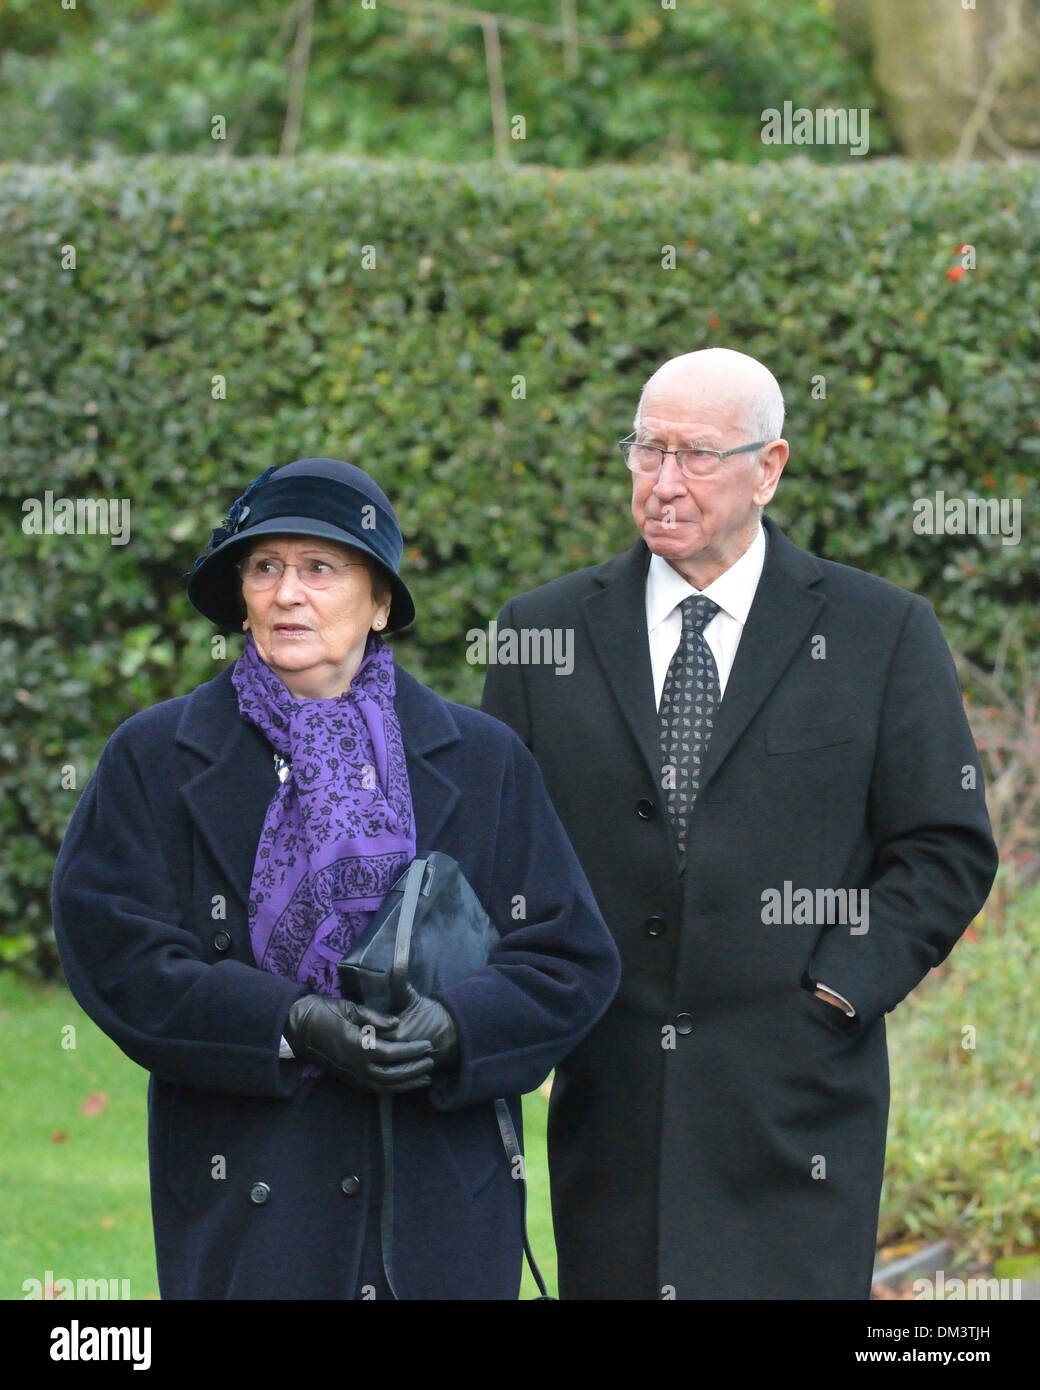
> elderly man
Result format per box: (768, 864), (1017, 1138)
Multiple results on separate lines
(481, 347), (998, 1299)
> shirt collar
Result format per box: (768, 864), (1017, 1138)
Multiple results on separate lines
(646, 522), (767, 634)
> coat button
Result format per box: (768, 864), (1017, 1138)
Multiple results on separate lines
(213, 931), (232, 953)
(635, 799), (656, 820)
(249, 1181), (271, 1205)
(643, 916), (666, 938)
(341, 1175), (362, 1197)
(675, 1013), (694, 1035)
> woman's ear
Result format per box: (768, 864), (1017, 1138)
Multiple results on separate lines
(242, 618), (250, 631)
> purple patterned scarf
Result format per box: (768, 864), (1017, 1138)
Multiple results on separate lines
(231, 631), (416, 996)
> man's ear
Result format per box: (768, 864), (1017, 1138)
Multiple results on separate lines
(753, 439), (789, 507)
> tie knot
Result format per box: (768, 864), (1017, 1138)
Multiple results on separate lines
(679, 594), (719, 635)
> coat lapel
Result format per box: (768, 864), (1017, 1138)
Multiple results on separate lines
(583, 541), (662, 788)
(176, 671), (277, 908)
(392, 664), (462, 849)
(699, 516), (826, 790)
(174, 663), (465, 909)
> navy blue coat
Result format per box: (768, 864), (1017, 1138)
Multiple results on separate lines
(52, 662), (620, 1300)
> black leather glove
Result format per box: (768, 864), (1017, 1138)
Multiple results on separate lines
(377, 984), (459, 1069)
(284, 994), (434, 1092)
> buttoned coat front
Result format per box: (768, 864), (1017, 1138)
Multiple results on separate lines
(52, 660), (620, 1300)
(481, 516), (998, 1300)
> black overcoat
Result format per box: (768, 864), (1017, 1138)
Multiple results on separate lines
(52, 661), (620, 1300)
(481, 516), (998, 1300)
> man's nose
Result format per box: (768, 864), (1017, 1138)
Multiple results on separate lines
(652, 452), (687, 497)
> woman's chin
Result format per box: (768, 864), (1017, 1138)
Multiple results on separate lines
(262, 634), (319, 663)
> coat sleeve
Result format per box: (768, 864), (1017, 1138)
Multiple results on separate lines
(428, 728), (621, 1110)
(807, 595), (999, 1026)
(52, 721), (308, 1098)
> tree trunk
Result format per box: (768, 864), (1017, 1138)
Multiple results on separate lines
(866, 0), (1040, 159)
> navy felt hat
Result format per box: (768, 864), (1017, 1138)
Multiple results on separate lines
(186, 458), (415, 632)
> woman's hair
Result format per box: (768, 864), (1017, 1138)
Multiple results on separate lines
(367, 561), (393, 609)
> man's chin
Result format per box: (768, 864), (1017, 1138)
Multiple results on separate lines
(641, 523), (702, 556)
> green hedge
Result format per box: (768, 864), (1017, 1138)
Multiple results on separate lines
(3, 155), (1037, 971)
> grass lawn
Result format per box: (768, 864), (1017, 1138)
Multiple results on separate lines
(0, 973), (557, 1300)
(8, 893), (1034, 1302)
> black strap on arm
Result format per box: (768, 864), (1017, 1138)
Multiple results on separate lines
(389, 857), (427, 1013)
(379, 1093), (399, 1300)
(377, 856), (554, 1300)
(494, 1097), (552, 1298)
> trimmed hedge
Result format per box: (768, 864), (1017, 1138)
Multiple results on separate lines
(2, 155), (1038, 971)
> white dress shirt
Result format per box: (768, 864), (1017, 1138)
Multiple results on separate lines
(646, 523), (767, 707)
(644, 523), (854, 1017)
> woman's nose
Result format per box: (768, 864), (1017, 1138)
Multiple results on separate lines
(273, 564), (307, 600)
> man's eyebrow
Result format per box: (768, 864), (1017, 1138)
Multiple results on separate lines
(635, 429), (716, 447)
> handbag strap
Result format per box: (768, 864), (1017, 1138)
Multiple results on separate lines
(378, 856), (554, 1300)
(389, 857), (428, 1013)
(378, 858), (429, 1298)
(494, 1098), (552, 1298)
(378, 1093), (399, 1300)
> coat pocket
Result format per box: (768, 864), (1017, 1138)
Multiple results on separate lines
(159, 1083), (224, 1213)
(438, 1100), (506, 1199)
(797, 985), (860, 1037)
(765, 714), (854, 755)
(161, 1084), (274, 1213)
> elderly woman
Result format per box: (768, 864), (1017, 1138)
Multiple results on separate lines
(52, 457), (619, 1300)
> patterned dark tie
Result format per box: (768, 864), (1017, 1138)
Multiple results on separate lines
(658, 595), (721, 859)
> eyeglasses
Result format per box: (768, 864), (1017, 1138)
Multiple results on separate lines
(237, 556), (369, 591)
(619, 435), (770, 480)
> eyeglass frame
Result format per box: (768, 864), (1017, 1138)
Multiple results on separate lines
(236, 554), (371, 591)
(619, 433), (772, 479)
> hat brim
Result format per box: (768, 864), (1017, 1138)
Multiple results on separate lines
(186, 517), (416, 633)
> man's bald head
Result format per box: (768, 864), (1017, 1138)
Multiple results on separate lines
(635, 348), (785, 444)
(628, 347), (789, 588)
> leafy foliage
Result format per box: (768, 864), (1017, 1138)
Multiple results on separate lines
(0, 0), (889, 166)
(2, 154), (1037, 971)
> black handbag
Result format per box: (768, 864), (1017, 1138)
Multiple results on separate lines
(338, 853), (553, 1300)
